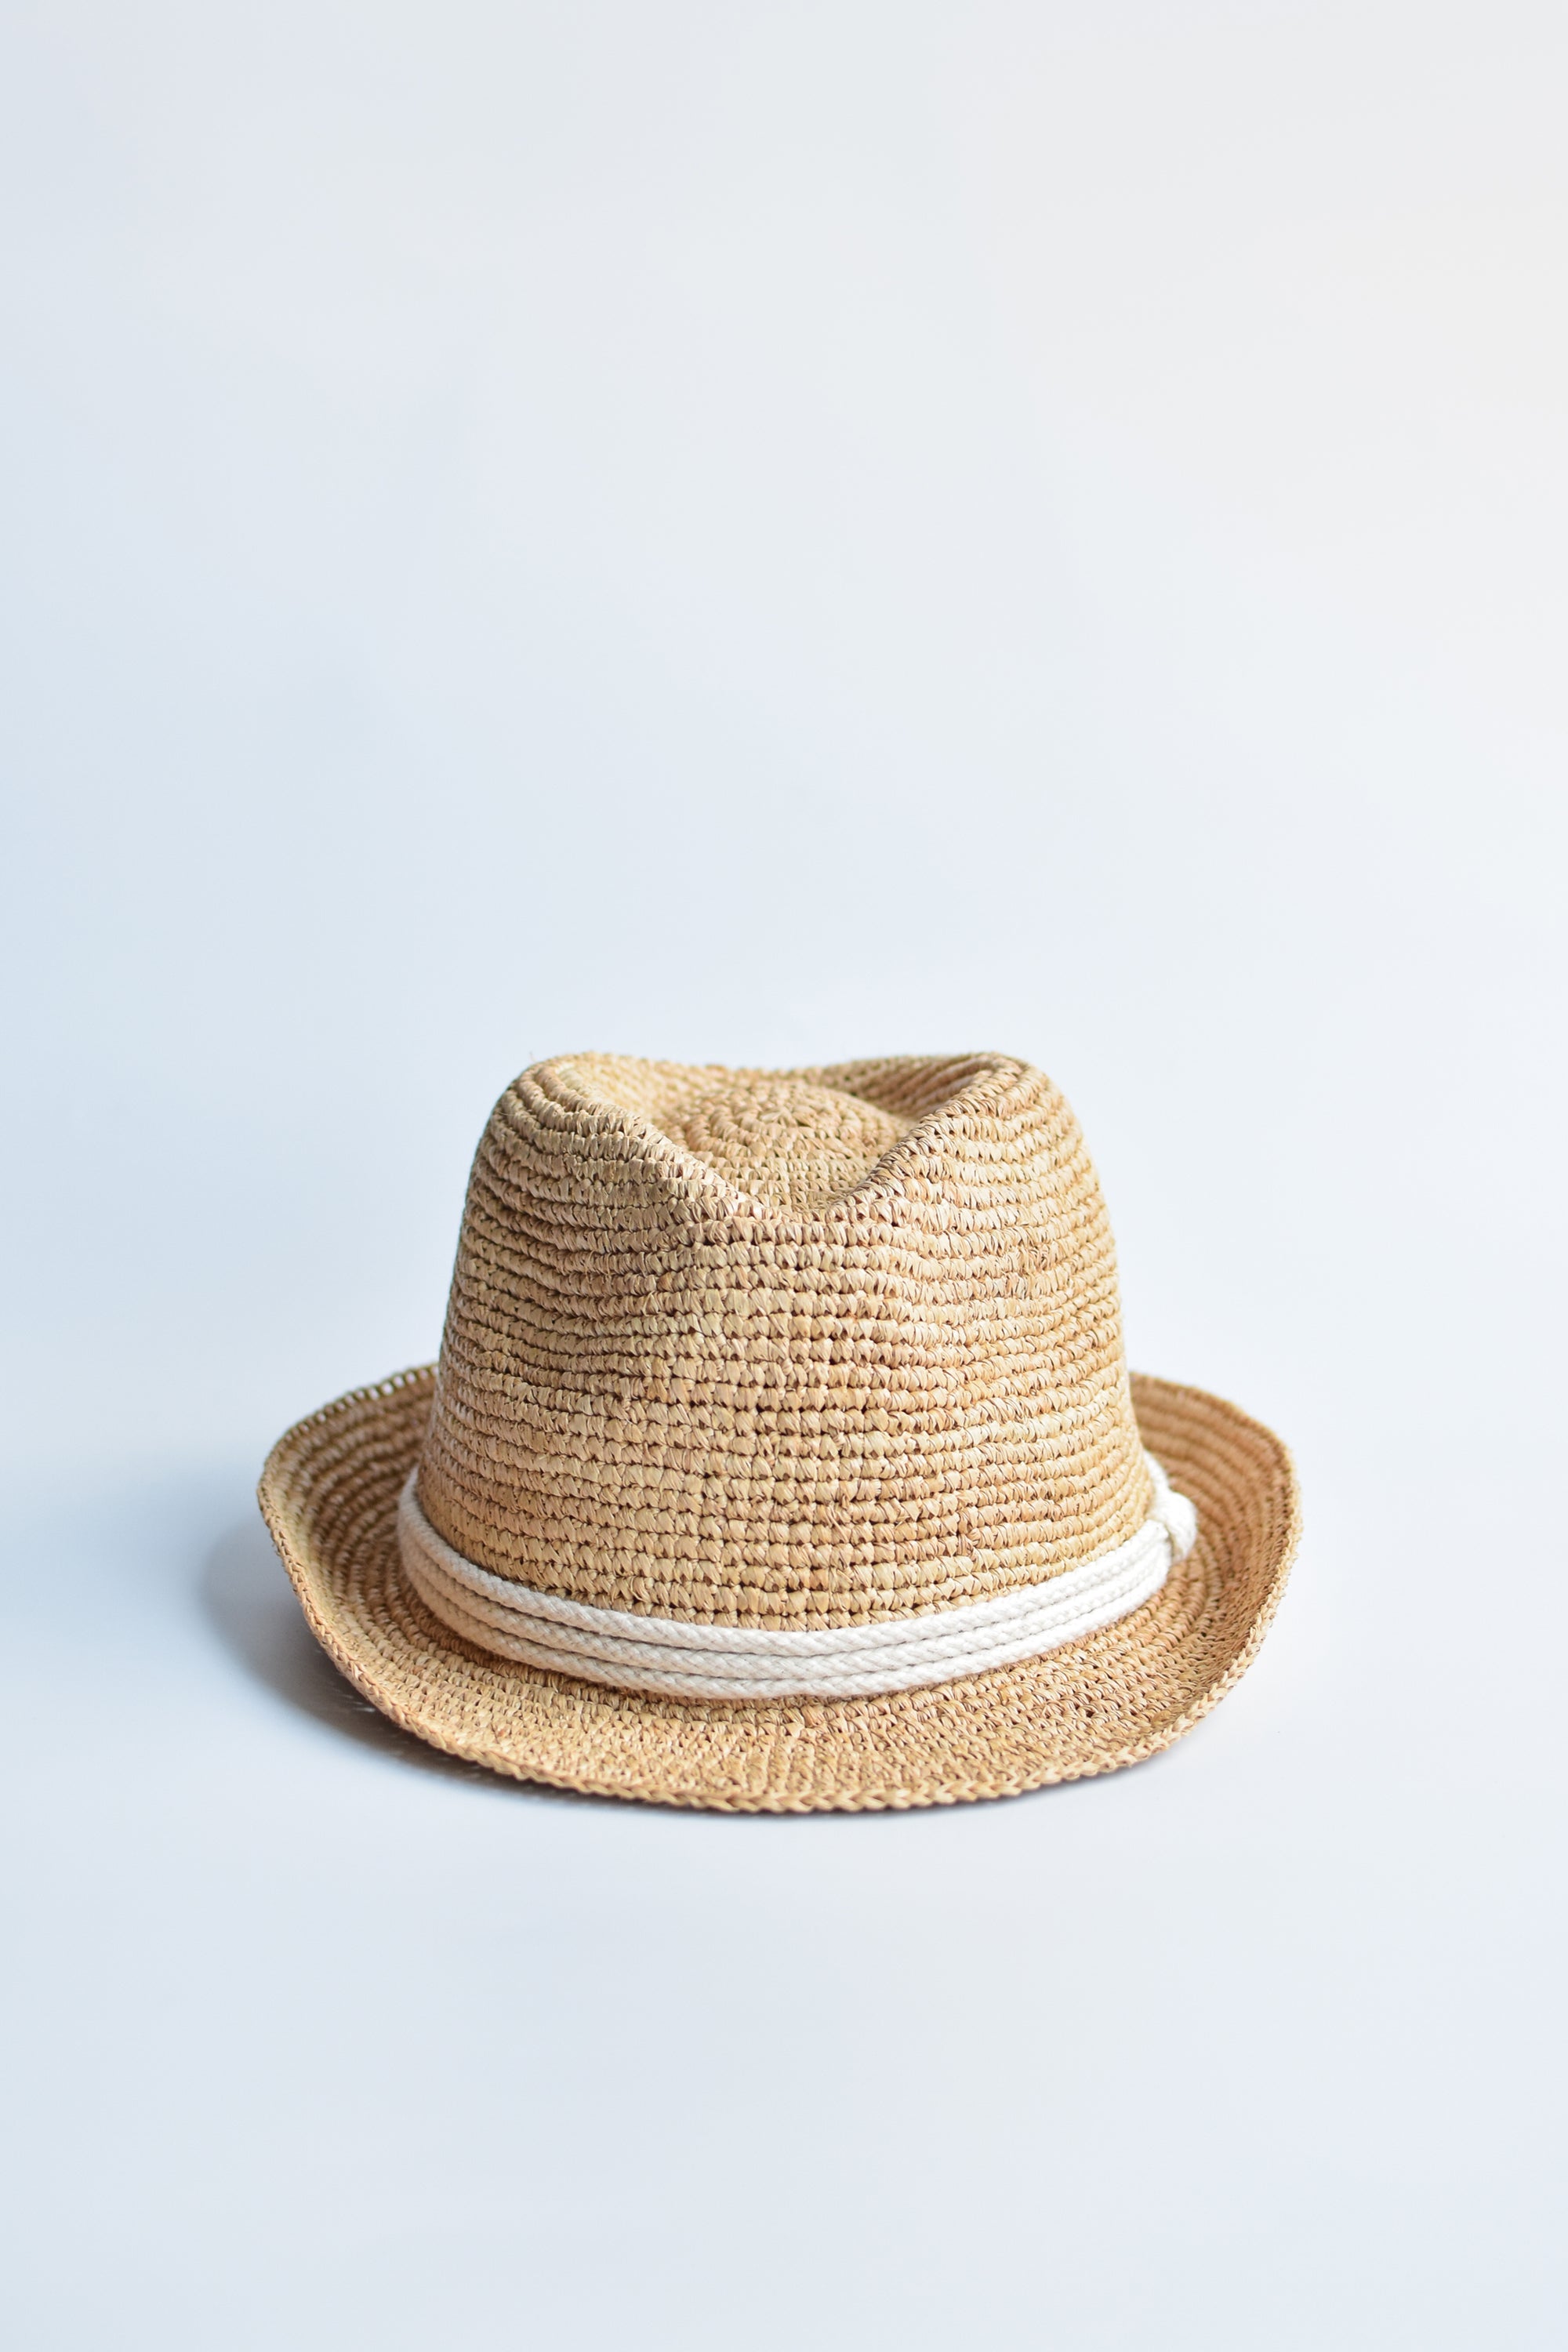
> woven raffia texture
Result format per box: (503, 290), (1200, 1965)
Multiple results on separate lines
(416, 1053), (1155, 1631)
(260, 1367), (1298, 1809)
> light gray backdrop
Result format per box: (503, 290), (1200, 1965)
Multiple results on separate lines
(3, 5), (1564, 2346)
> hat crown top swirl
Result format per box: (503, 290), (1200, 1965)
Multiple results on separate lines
(417, 1052), (1152, 1632)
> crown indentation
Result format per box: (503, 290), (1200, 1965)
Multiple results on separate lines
(664, 1076), (909, 1216)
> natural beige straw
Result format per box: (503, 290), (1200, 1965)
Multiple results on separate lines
(260, 1053), (1299, 1809)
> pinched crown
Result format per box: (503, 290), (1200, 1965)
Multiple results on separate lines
(416, 1052), (1152, 1630)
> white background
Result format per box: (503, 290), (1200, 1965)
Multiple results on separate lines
(3, 4), (1566, 2344)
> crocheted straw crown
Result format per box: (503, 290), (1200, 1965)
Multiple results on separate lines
(416, 1051), (1154, 1634)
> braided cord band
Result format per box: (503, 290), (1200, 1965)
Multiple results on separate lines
(397, 1459), (1198, 1701)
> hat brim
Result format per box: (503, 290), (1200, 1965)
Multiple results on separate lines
(258, 1368), (1299, 1812)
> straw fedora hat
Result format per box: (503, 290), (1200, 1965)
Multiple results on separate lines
(260, 1052), (1298, 1810)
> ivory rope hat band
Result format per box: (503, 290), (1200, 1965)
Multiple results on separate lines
(260, 1052), (1300, 1810)
(397, 1454), (1198, 1698)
